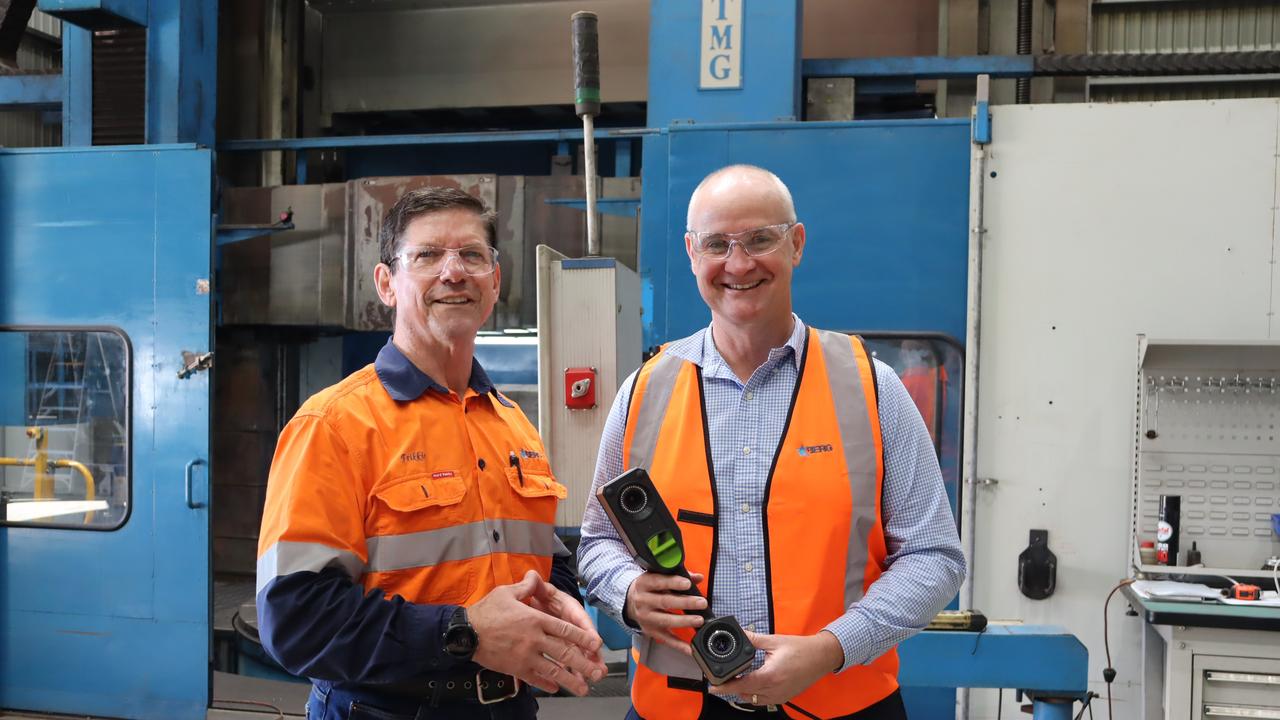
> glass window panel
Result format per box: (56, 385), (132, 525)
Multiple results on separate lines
(0, 329), (130, 529)
(863, 335), (963, 517)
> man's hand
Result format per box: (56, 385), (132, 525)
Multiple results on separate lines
(526, 574), (604, 667)
(708, 630), (844, 707)
(624, 572), (707, 655)
(469, 570), (607, 696)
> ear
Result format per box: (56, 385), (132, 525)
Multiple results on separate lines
(685, 232), (698, 272)
(374, 263), (397, 308)
(789, 223), (806, 267)
(490, 260), (502, 295)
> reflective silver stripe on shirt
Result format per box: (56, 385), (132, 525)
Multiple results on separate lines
(256, 540), (365, 595)
(366, 518), (560, 573)
(626, 353), (684, 471)
(816, 330), (878, 609)
(634, 634), (703, 680)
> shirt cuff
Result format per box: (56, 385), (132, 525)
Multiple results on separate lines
(822, 612), (877, 673)
(592, 565), (645, 632)
(404, 602), (465, 674)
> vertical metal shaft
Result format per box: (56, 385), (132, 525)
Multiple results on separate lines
(583, 113), (599, 256)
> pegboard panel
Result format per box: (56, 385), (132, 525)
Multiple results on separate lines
(1135, 341), (1280, 574)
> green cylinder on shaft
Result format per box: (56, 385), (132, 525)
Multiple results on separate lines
(571, 11), (601, 117)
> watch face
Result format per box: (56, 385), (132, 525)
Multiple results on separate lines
(451, 628), (476, 654)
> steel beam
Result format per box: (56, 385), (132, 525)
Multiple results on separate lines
(0, 73), (59, 108)
(803, 56), (1034, 80)
(218, 127), (655, 153)
(37, 0), (146, 29)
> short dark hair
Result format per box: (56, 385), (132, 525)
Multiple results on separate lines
(378, 186), (498, 269)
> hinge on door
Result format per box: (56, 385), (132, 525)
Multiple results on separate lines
(178, 351), (214, 379)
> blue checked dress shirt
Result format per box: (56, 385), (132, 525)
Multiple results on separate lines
(578, 315), (966, 674)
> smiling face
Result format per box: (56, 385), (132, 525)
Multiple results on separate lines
(685, 169), (805, 334)
(374, 208), (500, 351)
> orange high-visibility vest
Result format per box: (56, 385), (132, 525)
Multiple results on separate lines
(622, 328), (897, 720)
(257, 364), (567, 609)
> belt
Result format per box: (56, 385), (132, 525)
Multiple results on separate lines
(361, 668), (522, 706)
(707, 694), (781, 714)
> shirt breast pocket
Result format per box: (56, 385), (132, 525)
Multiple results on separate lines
(504, 456), (568, 501)
(369, 472), (469, 537)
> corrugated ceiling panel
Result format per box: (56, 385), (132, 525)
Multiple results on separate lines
(27, 9), (60, 39)
(1093, 1), (1279, 54)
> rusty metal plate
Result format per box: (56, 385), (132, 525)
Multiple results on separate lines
(221, 183), (348, 326)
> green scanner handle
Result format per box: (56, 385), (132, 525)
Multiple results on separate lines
(644, 530), (714, 621)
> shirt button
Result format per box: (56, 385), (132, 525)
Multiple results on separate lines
(744, 562), (754, 573)
(746, 624), (755, 632)
(744, 391), (754, 401)
(741, 503), (750, 513)
(742, 446), (751, 456)
(477, 458), (486, 470)
(493, 530), (500, 542)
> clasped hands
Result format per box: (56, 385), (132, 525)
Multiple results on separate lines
(468, 570), (608, 696)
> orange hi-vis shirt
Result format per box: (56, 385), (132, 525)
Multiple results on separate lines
(255, 339), (567, 683)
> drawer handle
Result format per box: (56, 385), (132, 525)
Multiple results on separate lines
(1206, 672), (1280, 686)
(1204, 705), (1280, 720)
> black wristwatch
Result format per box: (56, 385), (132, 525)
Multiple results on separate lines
(443, 606), (479, 661)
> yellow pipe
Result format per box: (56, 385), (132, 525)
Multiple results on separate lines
(0, 440), (99, 524)
(52, 459), (96, 523)
(26, 427), (51, 500)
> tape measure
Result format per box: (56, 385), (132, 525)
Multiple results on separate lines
(1226, 584), (1261, 601)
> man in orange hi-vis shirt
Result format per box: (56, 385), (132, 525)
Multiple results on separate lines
(256, 187), (606, 720)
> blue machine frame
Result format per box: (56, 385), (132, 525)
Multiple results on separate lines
(0, 0), (1094, 717)
(0, 145), (214, 719)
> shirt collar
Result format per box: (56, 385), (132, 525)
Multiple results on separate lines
(374, 337), (499, 402)
(666, 313), (807, 374)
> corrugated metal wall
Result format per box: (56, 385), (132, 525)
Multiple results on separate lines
(0, 10), (60, 148)
(1093, 1), (1279, 53)
(1090, 0), (1280, 103)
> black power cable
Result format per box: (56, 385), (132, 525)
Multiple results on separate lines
(1102, 579), (1135, 720)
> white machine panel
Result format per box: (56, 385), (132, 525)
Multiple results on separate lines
(536, 246), (642, 529)
(974, 99), (1280, 720)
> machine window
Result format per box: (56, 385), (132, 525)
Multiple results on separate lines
(0, 329), (130, 529)
(863, 334), (963, 513)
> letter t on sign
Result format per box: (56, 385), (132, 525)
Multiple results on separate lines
(701, 0), (742, 89)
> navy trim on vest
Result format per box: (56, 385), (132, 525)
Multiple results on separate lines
(694, 364), (720, 606)
(760, 329), (811, 637)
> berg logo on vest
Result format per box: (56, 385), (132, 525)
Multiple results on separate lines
(797, 443), (834, 456)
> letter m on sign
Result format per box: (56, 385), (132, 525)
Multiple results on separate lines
(700, 0), (742, 89)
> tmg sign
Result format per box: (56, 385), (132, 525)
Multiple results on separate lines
(700, 0), (742, 89)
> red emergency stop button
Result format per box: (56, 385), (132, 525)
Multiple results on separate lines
(565, 367), (597, 409)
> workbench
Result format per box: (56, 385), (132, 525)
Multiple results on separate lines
(1125, 586), (1280, 720)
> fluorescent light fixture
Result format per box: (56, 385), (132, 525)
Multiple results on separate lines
(6, 499), (109, 522)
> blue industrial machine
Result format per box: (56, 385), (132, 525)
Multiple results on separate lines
(0, 1), (1092, 718)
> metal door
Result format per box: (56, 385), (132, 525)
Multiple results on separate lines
(0, 145), (213, 719)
